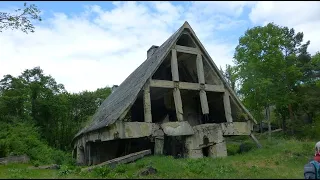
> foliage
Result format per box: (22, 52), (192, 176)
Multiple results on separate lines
(0, 120), (72, 165)
(0, 2), (42, 33)
(231, 22), (319, 136)
(0, 67), (111, 152)
(0, 135), (316, 179)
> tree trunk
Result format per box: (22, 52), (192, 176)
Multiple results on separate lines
(281, 113), (286, 132)
(267, 106), (271, 141)
(288, 104), (294, 135)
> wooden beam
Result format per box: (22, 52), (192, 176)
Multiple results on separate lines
(171, 49), (179, 82)
(179, 82), (199, 90)
(150, 79), (225, 93)
(150, 80), (174, 89)
(81, 150), (152, 172)
(143, 83), (152, 123)
(175, 45), (199, 55)
(199, 90), (209, 114)
(173, 87), (184, 121)
(223, 91), (233, 122)
(205, 84), (225, 92)
(196, 54), (205, 84)
(250, 133), (262, 148)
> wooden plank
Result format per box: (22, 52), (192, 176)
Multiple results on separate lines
(81, 150), (152, 172)
(175, 45), (199, 55)
(196, 54), (205, 84)
(143, 84), (152, 123)
(179, 82), (200, 90)
(150, 80), (174, 88)
(205, 84), (225, 92)
(199, 90), (209, 114)
(250, 134), (262, 148)
(149, 80), (224, 92)
(171, 49), (179, 82)
(173, 88), (184, 121)
(223, 91), (233, 122)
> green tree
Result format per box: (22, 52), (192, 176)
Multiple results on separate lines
(234, 23), (310, 134)
(0, 2), (42, 33)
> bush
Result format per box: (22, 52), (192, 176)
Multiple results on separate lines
(227, 144), (240, 156)
(0, 121), (72, 165)
(239, 141), (256, 154)
(93, 166), (111, 177)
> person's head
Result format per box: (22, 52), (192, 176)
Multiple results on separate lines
(315, 141), (320, 155)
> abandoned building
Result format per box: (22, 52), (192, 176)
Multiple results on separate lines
(72, 21), (260, 166)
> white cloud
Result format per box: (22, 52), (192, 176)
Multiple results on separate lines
(249, 1), (320, 54)
(1, 1), (244, 93)
(2, 1), (318, 93)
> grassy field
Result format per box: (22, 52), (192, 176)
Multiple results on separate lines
(0, 133), (315, 179)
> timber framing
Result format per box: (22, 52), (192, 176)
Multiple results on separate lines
(72, 21), (262, 166)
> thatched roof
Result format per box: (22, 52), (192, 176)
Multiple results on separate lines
(74, 21), (257, 140)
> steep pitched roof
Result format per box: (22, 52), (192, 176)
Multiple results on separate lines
(74, 21), (257, 139)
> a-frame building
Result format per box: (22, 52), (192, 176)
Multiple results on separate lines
(72, 21), (260, 165)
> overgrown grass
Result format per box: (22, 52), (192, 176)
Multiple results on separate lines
(0, 133), (315, 179)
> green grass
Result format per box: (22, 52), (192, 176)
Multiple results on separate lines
(0, 133), (315, 179)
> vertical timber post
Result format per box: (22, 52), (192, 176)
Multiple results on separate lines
(223, 91), (233, 122)
(87, 142), (91, 165)
(143, 81), (152, 123)
(154, 136), (164, 155)
(76, 145), (85, 165)
(171, 49), (183, 121)
(196, 54), (209, 115)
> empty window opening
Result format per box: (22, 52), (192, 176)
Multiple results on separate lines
(130, 92), (144, 122)
(202, 56), (223, 85)
(73, 148), (77, 159)
(202, 146), (209, 157)
(180, 89), (202, 126)
(164, 136), (186, 158)
(207, 91), (227, 123)
(152, 53), (172, 81)
(176, 33), (196, 48)
(90, 138), (154, 165)
(230, 97), (239, 121)
(177, 52), (198, 83)
(150, 87), (177, 123)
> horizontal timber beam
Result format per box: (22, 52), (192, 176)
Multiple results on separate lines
(175, 45), (199, 55)
(150, 80), (225, 92)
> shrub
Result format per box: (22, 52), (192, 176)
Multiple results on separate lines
(93, 166), (111, 177)
(0, 121), (72, 165)
(227, 144), (240, 156)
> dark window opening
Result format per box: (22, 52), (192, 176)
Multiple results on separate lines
(202, 56), (222, 85)
(150, 87), (177, 123)
(202, 146), (209, 157)
(177, 52), (198, 83)
(180, 89), (202, 126)
(176, 33), (196, 48)
(130, 94), (144, 122)
(152, 53), (172, 81)
(164, 136), (186, 158)
(90, 138), (154, 165)
(207, 92), (227, 123)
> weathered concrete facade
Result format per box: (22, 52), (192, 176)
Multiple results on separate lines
(72, 21), (259, 165)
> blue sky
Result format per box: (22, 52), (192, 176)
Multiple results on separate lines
(1, 1), (319, 93)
